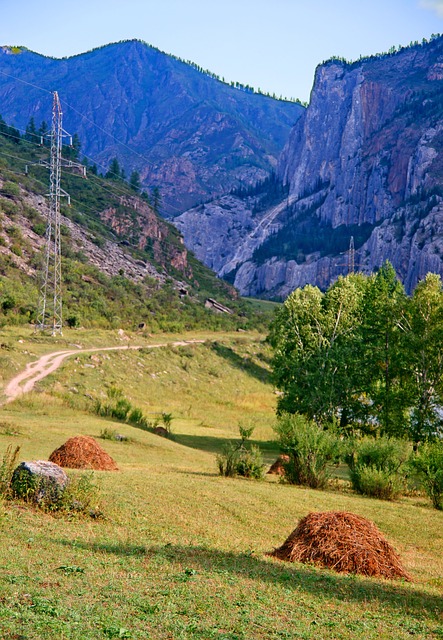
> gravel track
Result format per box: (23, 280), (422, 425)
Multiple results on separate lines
(2, 340), (205, 404)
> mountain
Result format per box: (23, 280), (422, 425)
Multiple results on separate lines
(0, 125), (274, 331)
(177, 36), (443, 297)
(0, 41), (303, 214)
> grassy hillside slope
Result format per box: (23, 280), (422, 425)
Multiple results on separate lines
(0, 128), (274, 332)
(0, 328), (441, 639)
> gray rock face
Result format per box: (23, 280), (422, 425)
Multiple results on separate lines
(12, 461), (69, 504)
(178, 37), (443, 297)
(175, 195), (261, 274)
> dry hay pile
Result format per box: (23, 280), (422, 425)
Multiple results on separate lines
(270, 511), (411, 581)
(267, 454), (290, 475)
(49, 435), (118, 471)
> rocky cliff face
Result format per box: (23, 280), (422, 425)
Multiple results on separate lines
(99, 194), (192, 278)
(178, 36), (443, 297)
(0, 42), (303, 214)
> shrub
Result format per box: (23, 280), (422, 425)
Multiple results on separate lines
(0, 445), (20, 498)
(217, 426), (265, 479)
(60, 471), (101, 516)
(94, 390), (150, 432)
(347, 436), (410, 500)
(66, 314), (80, 328)
(99, 428), (128, 442)
(1, 181), (20, 198)
(409, 441), (443, 510)
(161, 412), (173, 432)
(235, 444), (265, 479)
(217, 443), (241, 477)
(10, 243), (22, 256)
(273, 413), (339, 489)
(111, 398), (132, 421)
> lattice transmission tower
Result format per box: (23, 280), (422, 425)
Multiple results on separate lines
(348, 235), (355, 275)
(35, 91), (85, 335)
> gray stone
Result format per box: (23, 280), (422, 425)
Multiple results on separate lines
(12, 461), (69, 504)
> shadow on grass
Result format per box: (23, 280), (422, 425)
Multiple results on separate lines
(174, 469), (219, 477)
(173, 433), (280, 461)
(148, 544), (443, 617)
(210, 342), (271, 383)
(57, 539), (146, 556)
(55, 537), (443, 617)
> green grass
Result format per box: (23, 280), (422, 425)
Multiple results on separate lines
(0, 329), (441, 639)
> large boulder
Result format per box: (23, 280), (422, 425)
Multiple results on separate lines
(12, 460), (69, 505)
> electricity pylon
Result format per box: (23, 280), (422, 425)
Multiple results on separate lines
(348, 235), (355, 275)
(35, 91), (85, 335)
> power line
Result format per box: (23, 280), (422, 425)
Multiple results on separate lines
(0, 145), (362, 260)
(0, 68), (184, 214)
(0, 69), (52, 95)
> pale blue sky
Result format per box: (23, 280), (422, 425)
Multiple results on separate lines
(1, 0), (443, 101)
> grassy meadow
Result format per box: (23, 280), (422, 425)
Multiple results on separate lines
(0, 327), (441, 639)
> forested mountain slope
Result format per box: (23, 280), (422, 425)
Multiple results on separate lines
(0, 41), (303, 214)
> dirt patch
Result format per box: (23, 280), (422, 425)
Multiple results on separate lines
(267, 454), (289, 475)
(269, 511), (411, 581)
(49, 435), (118, 471)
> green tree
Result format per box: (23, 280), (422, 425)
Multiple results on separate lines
(105, 157), (121, 180)
(152, 186), (161, 214)
(269, 274), (366, 425)
(25, 117), (38, 144)
(63, 132), (81, 160)
(406, 273), (443, 442)
(359, 262), (409, 436)
(129, 170), (141, 193)
(38, 120), (48, 145)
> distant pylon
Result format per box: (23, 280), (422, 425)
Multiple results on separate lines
(348, 236), (355, 275)
(35, 92), (71, 334)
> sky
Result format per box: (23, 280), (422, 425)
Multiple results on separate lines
(1, 0), (443, 102)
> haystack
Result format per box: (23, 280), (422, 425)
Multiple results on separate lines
(267, 454), (289, 475)
(270, 511), (410, 581)
(49, 435), (118, 471)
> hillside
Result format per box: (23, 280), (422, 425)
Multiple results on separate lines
(177, 36), (443, 297)
(0, 327), (441, 639)
(0, 41), (303, 214)
(0, 124), (271, 331)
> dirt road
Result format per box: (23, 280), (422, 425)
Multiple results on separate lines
(3, 340), (205, 404)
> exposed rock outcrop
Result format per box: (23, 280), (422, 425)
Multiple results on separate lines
(177, 37), (443, 297)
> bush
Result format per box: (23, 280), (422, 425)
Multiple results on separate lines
(217, 443), (241, 477)
(1, 181), (20, 198)
(235, 444), (265, 479)
(111, 398), (132, 421)
(273, 413), (339, 489)
(66, 314), (80, 328)
(94, 389), (151, 432)
(0, 445), (20, 498)
(350, 465), (406, 500)
(347, 436), (410, 500)
(409, 441), (443, 509)
(60, 471), (101, 516)
(99, 428), (129, 442)
(216, 426), (265, 479)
